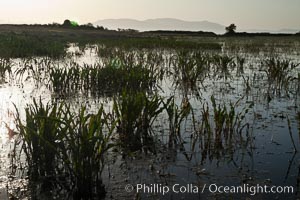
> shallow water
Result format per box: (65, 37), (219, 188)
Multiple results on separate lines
(0, 43), (300, 199)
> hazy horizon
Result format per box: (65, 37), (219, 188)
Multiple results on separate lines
(0, 0), (299, 30)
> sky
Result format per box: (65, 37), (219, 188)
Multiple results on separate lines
(0, 0), (299, 30)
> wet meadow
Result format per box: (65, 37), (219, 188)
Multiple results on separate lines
(0, 30), (300, 199)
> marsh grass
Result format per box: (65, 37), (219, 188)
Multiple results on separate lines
(5, 35), (300, 199)
(197, 96), (252, 159)
(49, 62), (81, 94)
(48, 51), (160, 96)
(96, 37), (221, 51)
(0, 57), (12, 82)
(13, 99), (66, 193)
(162, 96), (192, 147)
(13, 98), (114, 199)
(15, 58), (53, 88)
(261, 58), (300, 95)
(113, 90), (164, 153)
(63, 105), (114, 199)
(171, 50), (210, 96)
(212, 54), (235, 80)
(236, 55), (246, 76)
(13, 53), (160, 97)
(0, 33), (66, 58)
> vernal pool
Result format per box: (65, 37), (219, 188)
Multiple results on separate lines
(0, 41), (299, 199)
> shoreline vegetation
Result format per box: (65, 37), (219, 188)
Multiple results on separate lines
(0, 22), (299, 59)
(1, 23), (299, 37)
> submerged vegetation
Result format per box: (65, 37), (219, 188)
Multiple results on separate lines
(0, 29), (300, 199)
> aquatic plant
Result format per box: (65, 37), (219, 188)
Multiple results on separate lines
(96, 37), (221, 51)
(13, 99), (114, 199)
(49, 62), (81, 94)
(162, 96), (192, 147)
(261, 58), (299, 95)
(242, 75), (251, 94)
(171, 50), (209, 95)
(13, 99), (66, 187)
(197, 96), (252, 160)
(15, 58), (53, 87)
(46, 53), (159, 96)
(0, 57), (12, 81)
(113, 91), (164, 153)
(212, 54), (235, 80)
(63, 105), (114, 199)
(236, 55), (245, 76)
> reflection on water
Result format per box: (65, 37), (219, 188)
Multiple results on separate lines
(0, 89), (15, 196)
(0, 42), (299, 199)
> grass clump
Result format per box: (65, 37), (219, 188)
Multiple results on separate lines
(261, 58), (299, 95)
(13, 98), (114, 199)
(171, 50), (209, 94)
(197, 96), (252, 160)
(162, 96), (192, 147)
(47, 56), (159, 96)
(212, 54), (235, 80)
(49, 62), (81, 94)
(113, 90), (164, 153)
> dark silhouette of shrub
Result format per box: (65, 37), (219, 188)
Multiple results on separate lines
(62, 19), (72, 27)
(80, 23), (95, 29)
(96, 25), (105, 30)
(62, 19), (79, 28)
(225, 24), (237, 35)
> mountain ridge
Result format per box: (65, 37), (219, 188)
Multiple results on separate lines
(94, 18), (300, 34)
(94, 18), (226, 34)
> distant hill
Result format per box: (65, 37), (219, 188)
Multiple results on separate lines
(94, 18), (226, 34)
(242, 28), (300, 34)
